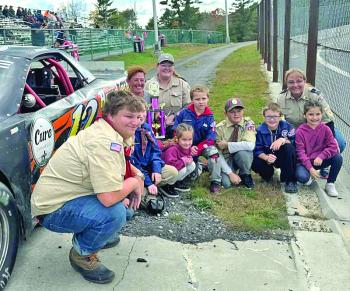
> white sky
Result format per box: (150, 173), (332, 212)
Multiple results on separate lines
(2, 0), (233, 27)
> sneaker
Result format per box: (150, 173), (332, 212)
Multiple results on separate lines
(319, 168), (329, 179)
(69, 248), (115, 283)
(285, 182), (298, 193)
(210, 181), (221, 193)
(325, 183), (339, 197)
(158, 184), (179, 198)
(240, 174), (254, 189)
(304, 177), (314, 186)
(102, 234), (120, 249)
(174, 181), (191, 192)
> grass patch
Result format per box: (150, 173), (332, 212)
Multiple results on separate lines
(101, 43), (224, 72)
(168, 213), (185, 224)
(191, 44), (289, 233)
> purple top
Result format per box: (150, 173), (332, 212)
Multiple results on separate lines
(162, 143), (192, 170)
(296, 123), (339, 170)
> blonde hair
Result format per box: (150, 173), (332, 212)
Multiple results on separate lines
(175, 123), (194, 139)
(262, 102), (282, 116)
(190, 85), (209, 100)
(284, 68), (306, 84)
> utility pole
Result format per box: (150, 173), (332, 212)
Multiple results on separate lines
(152, 0), (160, 55)
(225, 0), (230, 43)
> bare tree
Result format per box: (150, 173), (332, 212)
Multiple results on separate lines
(58, 0), (86, 22)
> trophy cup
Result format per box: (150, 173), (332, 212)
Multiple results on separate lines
(146, 80), (166, 139)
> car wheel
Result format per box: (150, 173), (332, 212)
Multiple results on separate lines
(0, 183), (19, 290)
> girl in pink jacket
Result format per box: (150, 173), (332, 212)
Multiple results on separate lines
(162, 123), (196, 193)
(295, 100), (343, 197)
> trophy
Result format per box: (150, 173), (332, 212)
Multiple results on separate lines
(146, 80), (166, 139)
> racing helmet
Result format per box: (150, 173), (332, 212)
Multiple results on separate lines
(23, 93), (36, 108)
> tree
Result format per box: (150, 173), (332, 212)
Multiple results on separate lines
(160, 0), (202, 29)
(95, 0), (116, 28)
(230, 0), (258, 42)
(58, 0), (86, 22)
(159, 8), (178, 28)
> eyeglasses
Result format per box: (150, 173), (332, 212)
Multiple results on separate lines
(265, 115), (280, 120)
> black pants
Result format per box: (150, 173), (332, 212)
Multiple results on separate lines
(252, 143), (296, 183)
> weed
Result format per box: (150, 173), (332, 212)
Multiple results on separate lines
(168, 213), (185, 224)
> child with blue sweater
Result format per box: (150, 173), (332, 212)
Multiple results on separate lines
(252, 102), (298, 193)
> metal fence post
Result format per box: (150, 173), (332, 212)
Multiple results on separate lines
(282, 0), (291, 89)
(89, 29), (93, 61)
(273, 0), (278, 81)
(306, 0), (319, 86)
(257, 4), (260, 51)
(264, 0), (268, 63)
(266, 0), (272, 71)
(259, 2), (264, 56)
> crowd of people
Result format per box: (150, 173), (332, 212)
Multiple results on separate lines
(0, 5), (64, 29)
(30, 53), (346, 284)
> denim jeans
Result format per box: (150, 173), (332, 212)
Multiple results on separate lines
(296, 154), (343, 184)
(335, 128), (346, 153)
(41, 195), (126, 255)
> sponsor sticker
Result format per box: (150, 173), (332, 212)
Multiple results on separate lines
(31, 117), (55, 167)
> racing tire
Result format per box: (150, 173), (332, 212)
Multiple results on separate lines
(0, 183), (19, 290)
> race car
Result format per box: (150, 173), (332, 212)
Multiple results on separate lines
(0, 46), (127, 289)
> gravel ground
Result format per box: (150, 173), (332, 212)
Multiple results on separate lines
(121, 194), (293, 244)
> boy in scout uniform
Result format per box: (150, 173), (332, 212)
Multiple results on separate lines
(31, 91), (146, 284)
(215, 97), (256, 189)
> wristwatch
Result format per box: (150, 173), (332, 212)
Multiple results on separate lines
(135, 172), (145, 181)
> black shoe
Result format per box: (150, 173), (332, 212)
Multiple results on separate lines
(69, 248), (115, 284)
(240, 174), (254, 189)
(285, 182), (298, 193)
(174, 181), (191, 192)
(102, 235), (120, 249)
(158, 184), (179, 198)
(210, 181), (221, 193)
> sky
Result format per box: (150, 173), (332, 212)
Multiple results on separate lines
(2, 0), (232, 27)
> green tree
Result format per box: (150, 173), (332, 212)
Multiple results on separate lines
(159, 8), (178, 28)
(230, 0), (258, 42)
(160, 0), (202, 29)
(95, 0), (116, 27)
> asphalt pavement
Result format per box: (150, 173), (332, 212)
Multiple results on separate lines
(6, 44), (350, 291)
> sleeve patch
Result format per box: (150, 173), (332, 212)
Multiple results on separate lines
(110, 142), (122, 152)
(245, 121), (255, 131)
(281, 129), (288, 137)
(288, 128), (296, 137)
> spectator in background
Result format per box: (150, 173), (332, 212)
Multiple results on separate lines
(8, 6), (15, 18)
(145, 53), (191, 138)
(16, 7), (23, 18)
(3, 5), (9, 18)
(0, 6), (3, 18)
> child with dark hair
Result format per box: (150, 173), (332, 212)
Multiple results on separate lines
(296, 100), (343, 197)
(252, 102), (298, 193)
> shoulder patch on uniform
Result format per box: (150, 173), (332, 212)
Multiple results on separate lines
(245, 120), (255, 131)
(310, 87), (320, 94)
(288, 128), (296, 137)
(210, 121), (216, 128)
(110, 142), (122, 153)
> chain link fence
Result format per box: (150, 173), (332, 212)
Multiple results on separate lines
(260, 0), (350, 172)
(0, 27), (224, 59)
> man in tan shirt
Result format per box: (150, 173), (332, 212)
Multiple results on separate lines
(31, 90), (146, 284)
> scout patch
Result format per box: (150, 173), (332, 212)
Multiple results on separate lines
(288, 128), (296, 137)
(245, 121), (255, 131)
(110, 142), (122, 152)
(281, 129), (288, 137)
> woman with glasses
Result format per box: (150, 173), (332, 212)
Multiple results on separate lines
(145, 53), (191, 138)
(252, 102), (298, 193)
(277, 68), (346, 179)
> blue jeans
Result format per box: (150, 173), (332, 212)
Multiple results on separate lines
(335, 128), (346, 153)
(296, 154), (343, 184)
(41, 195), (126, 255)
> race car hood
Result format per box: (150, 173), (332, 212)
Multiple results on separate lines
(0, 55), (30, 119)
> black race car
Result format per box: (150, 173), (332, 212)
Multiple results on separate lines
(0, 46), (127, 289)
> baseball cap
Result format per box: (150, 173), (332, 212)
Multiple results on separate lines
(158, 53), (174, 64)
(224, 98), (244, 112)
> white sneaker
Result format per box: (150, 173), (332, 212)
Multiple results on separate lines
(304, 177), (314, 186)
(325, 183), (339, 197)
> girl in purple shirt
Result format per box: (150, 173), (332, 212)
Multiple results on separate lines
(295, 100), (343, 197)
(162, 123), (196, 193)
